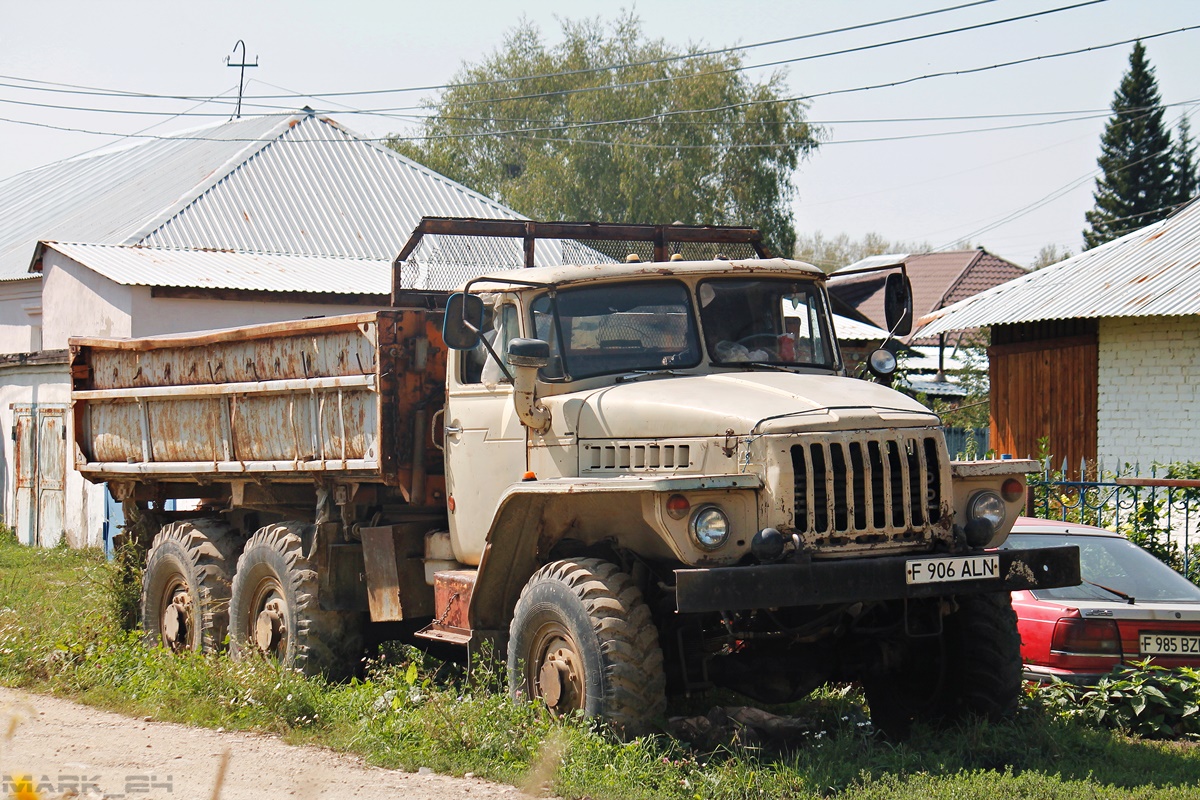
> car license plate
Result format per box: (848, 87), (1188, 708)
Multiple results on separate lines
(905, 554), (1000, 585)
(1140, 633), (1200, 656)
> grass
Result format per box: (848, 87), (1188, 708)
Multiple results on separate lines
(2, 533), (1200, 799)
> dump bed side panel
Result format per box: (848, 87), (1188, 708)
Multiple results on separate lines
(70, 310), (445, 497)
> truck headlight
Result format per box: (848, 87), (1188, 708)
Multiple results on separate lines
(965, 490), (1005, 547)
(690, 505), (730, 551)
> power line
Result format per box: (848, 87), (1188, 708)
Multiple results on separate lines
(0, 0), (1112, 121)
(0, 0), (1006, 104)
(932, 106), (1200, 248)
(382, 0), (1113, 113)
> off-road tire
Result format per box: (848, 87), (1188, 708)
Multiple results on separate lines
(141, 519), (240, 653)
(228, 522), (363, 679)
(508, 558), (666, 737)
(939, 591), (1022, 720)
(864, 591), (1022, 737)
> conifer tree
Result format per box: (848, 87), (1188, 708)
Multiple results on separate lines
(1083, 42), (1174, 249)
(1171, 115), (1199, 207)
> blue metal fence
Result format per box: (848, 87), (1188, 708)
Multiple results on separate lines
(1027, 467), (1200, 581)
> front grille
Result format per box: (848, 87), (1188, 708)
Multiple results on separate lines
(791, 432), (944, 539)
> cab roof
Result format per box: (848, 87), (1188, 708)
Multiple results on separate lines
(463, 257), (825, 291)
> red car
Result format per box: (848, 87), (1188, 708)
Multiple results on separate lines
(1005, 517), (1200, 683)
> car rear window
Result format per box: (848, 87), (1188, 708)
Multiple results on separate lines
(1005, 532), (1200, 604)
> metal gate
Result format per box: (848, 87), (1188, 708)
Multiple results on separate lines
(12, 404), (66, 547)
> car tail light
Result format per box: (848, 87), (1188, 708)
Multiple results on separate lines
(1001, 478), (1024, 502)
(1051, 617), (1122, 656)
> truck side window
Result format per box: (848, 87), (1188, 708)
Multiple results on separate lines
(462, 303), (519, 385)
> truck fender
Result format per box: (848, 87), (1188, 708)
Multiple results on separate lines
(468, 474), (763, 634)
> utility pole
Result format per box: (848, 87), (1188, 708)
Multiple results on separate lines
(225, 40), (258, 119)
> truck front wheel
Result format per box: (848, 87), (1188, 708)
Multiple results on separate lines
(508, 558), (666, 737)
(864, 591), (1022, 737)
(229, 522), (362, 678)
(141, 519), (240, 653)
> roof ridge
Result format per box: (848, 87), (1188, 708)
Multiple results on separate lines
(122, 112), (308, 246)
(933, 248), (986, 312)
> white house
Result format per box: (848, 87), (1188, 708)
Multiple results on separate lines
(0, 110), (532, 547)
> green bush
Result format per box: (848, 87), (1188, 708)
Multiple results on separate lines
(1029, 662), (1200, 740)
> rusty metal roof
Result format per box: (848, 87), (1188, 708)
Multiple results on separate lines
(40, 242), (393, 295)
(917, 199), (1200, 336)
(1, 110), (524, 283)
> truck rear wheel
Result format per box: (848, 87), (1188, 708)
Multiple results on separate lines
(508, 558), (666, 737)
(228, 522), (362, 678)
(864, 591), (1022, 737)
(141, 519), (240, 653)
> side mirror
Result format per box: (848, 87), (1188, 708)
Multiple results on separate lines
(442, 293), (485, 350)
(506, 338), (550, 369)
(883, 273), (913, 337)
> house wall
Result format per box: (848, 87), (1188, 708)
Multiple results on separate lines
(128, 289), (371, 337)
(0, 278), (44, 354)
(1098, 316), (1200, 472)
(41, 255), (134, 348)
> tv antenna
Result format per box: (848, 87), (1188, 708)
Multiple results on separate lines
(225, 40), (258, 119)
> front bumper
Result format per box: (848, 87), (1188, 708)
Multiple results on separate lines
(673, 545), (1080, 613)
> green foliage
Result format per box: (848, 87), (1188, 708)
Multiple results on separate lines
(1084, 42), (1178, 250)
(1030, 243), (1073, 270)
(1171, 115), (1200, 206)
(792, 231), (932, 274)
(1030, 663), (1200, 740)
(389, 13), (820, 256)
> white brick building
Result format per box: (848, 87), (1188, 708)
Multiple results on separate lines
(1098, 316), (1200, 471)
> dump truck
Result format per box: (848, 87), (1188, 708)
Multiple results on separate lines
(69, 218), (1079, 735)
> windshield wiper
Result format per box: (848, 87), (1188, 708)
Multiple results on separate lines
(616, 369), (682, 383)
(724, 361), (796, 373)
(1085, 579), (1135, 604)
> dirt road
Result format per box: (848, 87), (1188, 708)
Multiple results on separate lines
(0, 686), (525, 799)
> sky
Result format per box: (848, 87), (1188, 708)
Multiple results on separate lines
(1, 0), (1196, 268)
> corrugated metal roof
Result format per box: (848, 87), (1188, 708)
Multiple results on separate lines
(139, 114), (522, 258)
(0, 116), (286, 281)
(917, 200), (1200, 337)
(830, 314), (890, 341)
(43, 242), (393, 295)
(1, 111), (526, 283)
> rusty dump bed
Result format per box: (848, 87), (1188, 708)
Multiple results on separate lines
(69, 310), (446, 497)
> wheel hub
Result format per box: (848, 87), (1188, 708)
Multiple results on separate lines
(537, 643), (582, 712)
(255, 598), (287, 652)
(161, 586), (191, 652)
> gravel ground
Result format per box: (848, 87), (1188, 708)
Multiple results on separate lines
(0, 686), (528, 800)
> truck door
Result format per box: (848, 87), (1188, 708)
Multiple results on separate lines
(443, 303), (526, 565)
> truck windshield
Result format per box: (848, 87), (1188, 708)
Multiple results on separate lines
(531, 281), (701, 380)
(697, 278), (837, 368)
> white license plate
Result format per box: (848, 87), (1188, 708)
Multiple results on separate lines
(1140, 633), (1200, 656)
(905, 554), (1000, 585)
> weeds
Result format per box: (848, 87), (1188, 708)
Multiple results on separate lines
(3, 536), (1200, 799)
